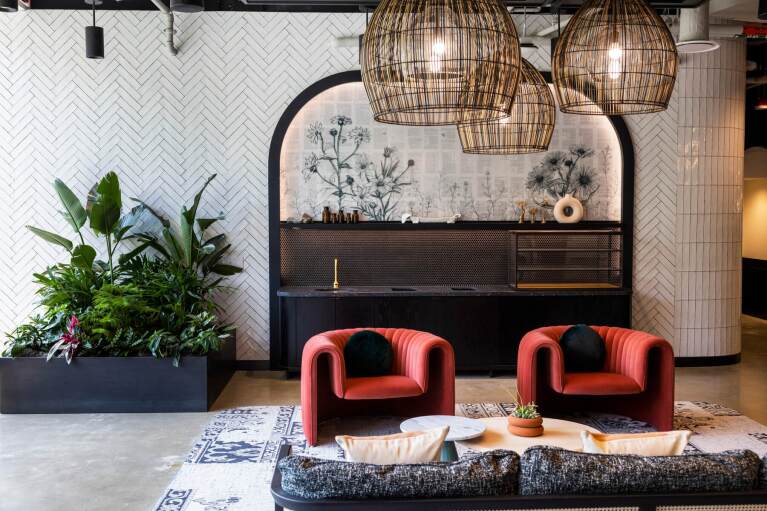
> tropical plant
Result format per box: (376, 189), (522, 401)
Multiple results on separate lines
(26, 172), (150, 282)
(123, 174), (242, 281)
(4, 172), (240, 366)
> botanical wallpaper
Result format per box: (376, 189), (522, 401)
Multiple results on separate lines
(280, 82), (622, 222)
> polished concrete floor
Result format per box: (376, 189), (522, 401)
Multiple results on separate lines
(2, 315), (766, 511)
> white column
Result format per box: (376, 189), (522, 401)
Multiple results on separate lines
(674, 39), (745, 357)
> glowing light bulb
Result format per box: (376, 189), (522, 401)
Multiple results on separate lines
(608, 43), (623, 60)
(607, 42), (622, 80)
(429, 39), (446, 74)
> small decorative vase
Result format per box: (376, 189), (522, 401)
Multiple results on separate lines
(553, 194), (584, 224)
(507, 416), (544, 437)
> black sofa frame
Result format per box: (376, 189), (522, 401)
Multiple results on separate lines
(271, 445), (767, 511)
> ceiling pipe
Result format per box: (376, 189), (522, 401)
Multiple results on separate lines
(149, 0), (179, 55)
(677, 0), (720, 53)
(536, 16), (570, 37)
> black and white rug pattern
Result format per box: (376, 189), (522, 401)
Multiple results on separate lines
(154, 401), (767, 511)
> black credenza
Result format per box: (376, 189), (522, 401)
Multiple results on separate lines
(276, 288), (631, 374)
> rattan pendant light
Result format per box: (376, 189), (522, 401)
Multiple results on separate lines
(457, 59), (555, 154)
(552, 0), (678, 115)
(360, 0), (522, 126)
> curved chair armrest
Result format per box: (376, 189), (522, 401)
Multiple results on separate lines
(518, 328), (568, 398)
(301, 332), (348, 398)
(392, 329), (454, 392)
(616, 330), (675, 390)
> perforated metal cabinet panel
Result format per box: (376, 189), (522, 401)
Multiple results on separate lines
(280, 227), (623, 287)
(281, 229), (510, 286)
(511, 230), (623, 287)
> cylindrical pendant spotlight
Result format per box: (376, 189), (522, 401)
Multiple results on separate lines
(85, 0), (103, 59)
(0, 0), (17, 12)
(85, 25), (104, 59)
(170, 0), (203, 13)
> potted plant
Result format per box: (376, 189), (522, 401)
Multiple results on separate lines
(0, 172), (242, 413)
(507, 396), (543, 437)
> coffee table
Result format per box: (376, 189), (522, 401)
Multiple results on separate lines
(457, 417), (601, 454)
(400, 415), (485, 461)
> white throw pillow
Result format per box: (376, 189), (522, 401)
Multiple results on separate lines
(335, 426), (449, 464)
(581, 430), (692, 456)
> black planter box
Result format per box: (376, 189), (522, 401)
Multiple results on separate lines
(0, 338), (235, 413)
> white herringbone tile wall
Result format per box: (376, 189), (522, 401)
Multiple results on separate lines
(0, 10), (366, 360)
(0, 11), (746, 360)
(627, 92), (678, 345)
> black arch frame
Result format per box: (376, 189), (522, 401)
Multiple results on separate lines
(267, 70), (635, 368)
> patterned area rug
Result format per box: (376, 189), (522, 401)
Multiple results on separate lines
(154, 401), (767, 511)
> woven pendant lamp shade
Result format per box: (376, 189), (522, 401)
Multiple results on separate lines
(360, 0), (522, 126)
(457, 59), (555, 154)
(552, 0), (678, 115)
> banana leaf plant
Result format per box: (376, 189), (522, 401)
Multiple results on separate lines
(26, 172), (150, 283)
(121, 174), (242, 283)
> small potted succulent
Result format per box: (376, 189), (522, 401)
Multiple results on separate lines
(507, 397), (543, 437)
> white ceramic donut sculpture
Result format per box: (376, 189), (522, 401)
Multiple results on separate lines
(553, 194), (584, 224)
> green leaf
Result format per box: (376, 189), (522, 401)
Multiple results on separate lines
(179, 175), (216, 268)
(129, 198), (170, 228)
(134, 236), (171, 259)
(202, 233), (226, 248)
(71, 245), (97, 269)
(199, 243), (216, 256)
(180, 210), (196, 268)
(201, 242), (231, 270)
(112, 224), (133, 243)
(182, 174), (216, 228)
(54, 179), (87, 234)
(27, 226), (73, 252)
(162, 227), (183, 262)
(197, 212), (224, 233)
(209, 263), (242, 276)
(86, 172), (122, 235)
(117, 242), (150, 265)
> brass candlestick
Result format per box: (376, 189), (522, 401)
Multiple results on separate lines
(333, 258), (340, 289)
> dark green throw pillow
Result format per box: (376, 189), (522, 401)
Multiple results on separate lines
(559, 324), (606, 373)
(344, 330), (393, 378)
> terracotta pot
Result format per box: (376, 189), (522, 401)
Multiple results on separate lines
(507, 415), (544, 437)
(507, 416), (543, 429)
(508, 424), (544, 437)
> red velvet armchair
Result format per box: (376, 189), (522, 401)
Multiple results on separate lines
(517, 326), (675, 431)
(301, 328), (455, 446)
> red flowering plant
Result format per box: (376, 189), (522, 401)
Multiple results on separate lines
(46, 315), (82, 365)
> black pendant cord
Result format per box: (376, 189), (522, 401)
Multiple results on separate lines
(92, 0), (96, 27)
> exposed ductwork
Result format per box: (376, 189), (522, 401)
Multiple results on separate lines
(149, 0), (179, 55)
(677, 1), (721, 53)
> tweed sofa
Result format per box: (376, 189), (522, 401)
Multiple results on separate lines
(270, 445), (767, 511)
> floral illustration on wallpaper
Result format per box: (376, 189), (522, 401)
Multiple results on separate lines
(281, 82), (621, 222)
(526, 146), (602, 207)
(302, 115), (414, 221)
